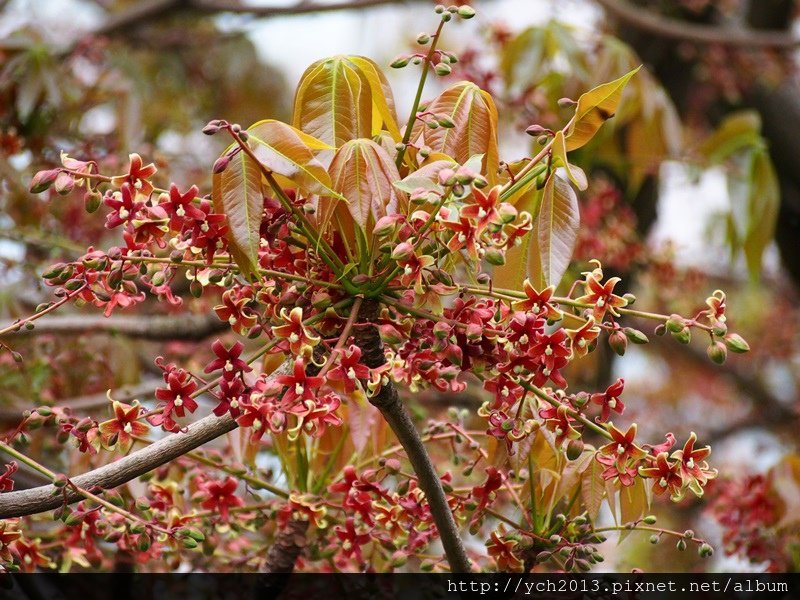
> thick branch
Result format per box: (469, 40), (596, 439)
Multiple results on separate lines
(354, 299), (472, 573)
(594, 0), (800, 47)
(2, 313), (227, 341)
(0, 361), (291, 519)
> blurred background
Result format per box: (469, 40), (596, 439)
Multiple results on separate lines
(0, 0), (798, 572)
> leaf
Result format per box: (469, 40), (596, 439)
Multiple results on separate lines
(581, 455), (605, 522)
(292, 55), (399, 149)
(325, 138), (406, 248)
(699, 111), (763, 165)
(536, 173), (580, 286)
(619, 477), (649, 527)
(212, 151), (263, 277)
(492, 182), (546, 291)
(551, 130), (588, 190)
(743, 149), (779, 280)
(393, 159), (456, 195)
(415, 81), (500, 184)
(346, 390), (378, 455)
(246, 120), (338, 198)
(565, 67), (640, 151)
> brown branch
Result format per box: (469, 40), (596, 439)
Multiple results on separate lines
(262, 519), (309, 573)
(354, 299), (472, 573)
(1, 312), (227, 341)
(0, 361), (291, 519)
(594, 0), (800, 48)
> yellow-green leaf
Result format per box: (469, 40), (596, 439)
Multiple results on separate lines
(551, 130), (588, 190)
(246, 119), (338, 198)
(565, 67), (640, 151)
(414, 81), (500, 184)
(212, 151), (263, 278)
(292, 55), (399, 149)
(743, 149), (779, 280)
(699, 111), (763, 165)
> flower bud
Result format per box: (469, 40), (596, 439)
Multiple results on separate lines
(566, 439), (584, 461)
(723, 333), (750, 353)
(390, 241), (414, 261)
(84, 190), (102, 213)
(699, 542), (713, 557)
(54, 172), (75, 195)
(643, 515), (657, 525)
(437, 168), (457, 187)
(558, 97), (577, 108)
(212, 156), (230, 174)
(707, 340), (727, 364)
(665, 315), (684, 333)
(202, 120), (225, 135)
(379, 324), (405, 345)
(608, 330), (627, 356)
(676, 539), (687, 552)
(29, 169), (60, 193)
(478, 246), (502, 267)
(416, 33), (430, 45)
(434, 4), (445, 13)
(390, 55), (410, 69)
(525, 124), (547, 137)
(457, 5), (476, 18)
(649, 534), (659, 545)
(672, 327), (691, 345)
(434, 63), (452, 77)
(190, 279), (203, 298)
(623, 327), (648, 344)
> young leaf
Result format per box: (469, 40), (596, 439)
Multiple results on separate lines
(212, 151), (264, 278)
(292, 56), (400, 149)
(413, 82), (500, 184)
(536, 173), (580, 286)
(581, 455), (605, 522)
(246, 120), (338, 198)
(565, 67), (640, 151)
(325, 139), (406, 248)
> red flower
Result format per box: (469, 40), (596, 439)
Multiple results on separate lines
(470, 467), (504, 523)
(98, 401), (149, 453)
(486, 531), (524, 572)
(566, 316), (600, 358)
(461, 185), (505, 232)
(590, 378), (625, 423)
(272, 307), (320, 358)
(0, 462), (17, 492)
(639, 452), (684, 501)
(540, 403), (581, 447)
(152, 368), (198, 431)
(575, 261), (628, 321)
(443, 216), (481, 260)
(597, 423), (647, 486)
(104, 183), (144, 229)
(195, 476), (244, 521)
(325, 345), (370, 394)
(272, 357), (325, 407)
(111, 153), (157, 196)
(204, 339), (252, 380)
(512, 281), (563, 322)
(160, 183), (205, 229)
(672, 432), (717, 496)
(213, 377), (248, 419)
(334, 517), (371, 563)
(214, 289), (257, 335)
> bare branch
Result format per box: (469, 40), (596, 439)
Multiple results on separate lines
(594, 0), (800, 48)
(0, 361), (291, 519)
(2, 312), (227, 341)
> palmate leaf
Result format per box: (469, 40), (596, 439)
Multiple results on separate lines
(292, 55), (400, 149)
(212, 151), (263, 278)
(413, 81), (500, 184)
(565, 67), (640, 151)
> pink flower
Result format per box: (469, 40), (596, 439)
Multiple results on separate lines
(590, 378), (625, 423)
